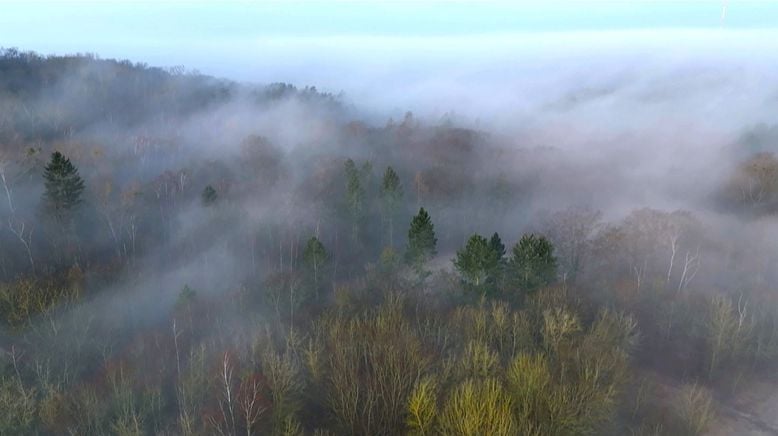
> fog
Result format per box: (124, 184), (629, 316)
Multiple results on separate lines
(2, 24), (778, 436)
(147, 30), (778, 223)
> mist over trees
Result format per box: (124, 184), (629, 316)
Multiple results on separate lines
(0, 47), (777, 435)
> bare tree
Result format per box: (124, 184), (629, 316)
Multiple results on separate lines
(209, 352), (238, 436)
(7, 215), (34, 272)
(238, 374), (267, 436)
(667, 232), (679, 285)
(677, 248), (700, 293)
(540, 206), (601, 283)
(0, 157), (15, 214)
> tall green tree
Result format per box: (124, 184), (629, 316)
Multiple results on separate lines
(507, 234), (557, 293)
(488, 232), (507, 290)
(380, 166), (403, 246)
(406, 207), (437, 274)
(344, 159), (365, 245)
(303, 236), (328, 295)
(201, 185), (218, 206)
(489, 232), (506, 262)
(454, 233), (503, 296)
(42, 151), (85, 222)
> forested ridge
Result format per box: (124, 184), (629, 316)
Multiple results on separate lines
(1, 49), (777, 435)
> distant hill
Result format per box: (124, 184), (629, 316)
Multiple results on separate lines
(0, 48), (341, 142)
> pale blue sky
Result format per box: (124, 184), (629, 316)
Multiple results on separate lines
(1, 1), (774, 46)
(1, 1), (776, 97)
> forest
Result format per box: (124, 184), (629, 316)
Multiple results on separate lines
(1, 48), (778, 435)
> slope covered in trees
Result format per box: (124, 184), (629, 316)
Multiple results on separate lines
(0, 50), (777, 435)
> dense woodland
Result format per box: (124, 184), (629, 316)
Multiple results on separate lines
(1, 49), (778, 435)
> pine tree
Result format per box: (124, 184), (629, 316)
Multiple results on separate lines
(201, 185), (218, 206)
(344, 159), (365, 245)
(303, 236), (328, 294)
(380, 166), (403, 246)
(455, 233), (503, 296)
(488, 232), (507, 291)
(507, 234), (557, 293)
(42, 151), (85, 221)
(406, 207), (437, 273)
(488, 232), (506, 262)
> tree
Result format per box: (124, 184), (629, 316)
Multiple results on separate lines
(539, 207), (601, 283)
(7, 216), (34, 272)
(488, 232), (506, 262)
(488, 232), (507, 289)
(344, 159), (365, 245)
(723, 152), (778, 213)
(454, 234), (502, 296)
(0, 152), (16, 213)
(201, 185), (218, 206)
(380, 166), (403, 246)
(406, 208), (437, 274)
(507, 234), (557, 293)
(438, 378), (515, 436)
(705, 295), (751, 378)
(377, 246), (402, 289)
(414, 172), (429, 207)
(42, 151), (85, 222)
(303, 236), (328, 295)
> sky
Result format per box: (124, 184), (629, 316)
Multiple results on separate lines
(2, 1), (776, 42)
(1, 2), (775, 60)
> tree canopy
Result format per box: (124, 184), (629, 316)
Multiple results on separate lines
(406, 207), (437, 272)
(507, 234), (558, 293)
(303, 236), (328, 292)
(454, 233), (504, 296)
(201, 185), (218, 206)
(42, 151), (85, 221)
(380, 166), (403, 245)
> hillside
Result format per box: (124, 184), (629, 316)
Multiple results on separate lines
(0, 49), (777, 435)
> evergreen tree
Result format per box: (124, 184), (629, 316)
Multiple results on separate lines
(406, 207), (437, 273)
(507, 234), (558, 293)
(359, 161), (374, 187)
(488, 232), (507, 291)
(303, 236), (328, 294)
(344, 159), (365, 245)
(489, 232), (506, 262)
(380, 166), (403, 246)
(201, 185), (218, 206)
(42, 151), (85, 222)
(455, 233), (502, 296)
